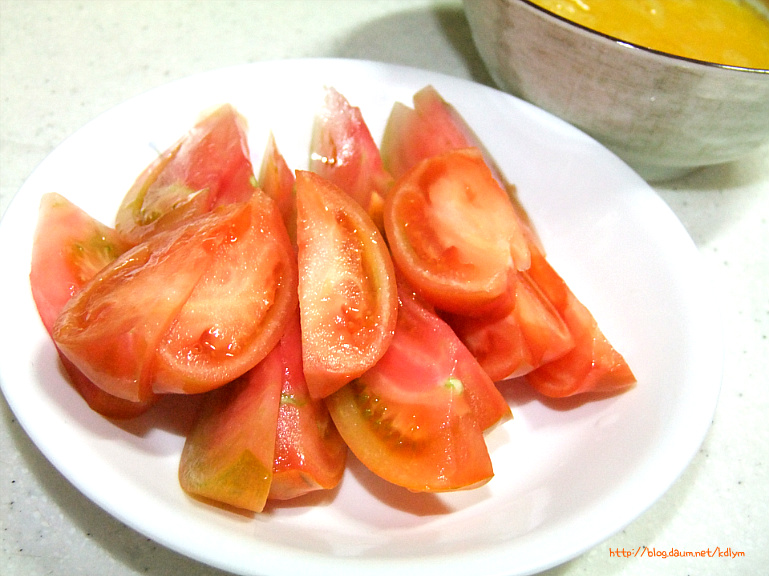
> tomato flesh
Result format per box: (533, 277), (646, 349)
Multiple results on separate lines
(269, 311), (348, 501)
(524, 247), (636, 397)
(381, 85), (543, 252)
(153, 192), (298, 394)
(309, 87), (392, 228)
(384, 148), (530, 316)
(30, 193), (156, 418)
(258, 132), (296, 243)
(325, 283), (501, 492)
(381, 85), (477, 181)
(444, 271), (575, 381)
(115, 104), (257, 244)
(179, 344), (283, 513)
(54, 193), (296, 401)
(295, 170), (398, 399)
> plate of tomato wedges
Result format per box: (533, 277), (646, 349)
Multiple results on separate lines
(0, 59), (722, 576)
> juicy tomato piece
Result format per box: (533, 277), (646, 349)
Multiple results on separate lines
(384, 148), (530, 316)
(269, 310), (347, 501)
(115, 104), (257, 244)
(309, 87), (393, 229)
(30, 193), (156, 418)
(295, 170), (398, 399)
(179, 345), (283, 513)
(325, 283), (506, 492)
(153, 191), (298, 394)
(381, 85), (478, 181)
(524, 246), (636, 397)
(444, 271), (575, 382)
(31, 194), (133, 336)
(258, 132), (296, 243)
(381, 85), (543, 252)
(54, 193), (296, 401)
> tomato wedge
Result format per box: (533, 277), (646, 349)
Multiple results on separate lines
(269, 310), (347, 501)
(444, 270), (575, 381)
(325, 282), (504, 492)
(30, 193), (156, 418)
(381, 85), (543, 251)
(524, 246), (636, 397)
(153, 191), (298, 394)
(309, 87), (392, 228)
(384, 147), (530, 316)
(54, 193), (297, 401)
(295, 170), (398, 399)
(115, 104), (257, 244)
(179, 344), (283, 513)
(381, 85), (479, 181)
(258, 132), (296, 243)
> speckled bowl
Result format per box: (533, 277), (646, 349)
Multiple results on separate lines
(462, 0), (769, 181)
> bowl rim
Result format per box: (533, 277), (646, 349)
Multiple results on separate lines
(510, 0), (769, 74)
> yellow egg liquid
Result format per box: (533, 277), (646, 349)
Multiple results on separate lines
(529, 0), (769, 69)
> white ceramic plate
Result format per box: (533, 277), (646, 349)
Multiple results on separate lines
(0, 59), (722, 576)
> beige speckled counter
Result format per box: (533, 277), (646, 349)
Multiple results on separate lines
(1, 2), (767, 575)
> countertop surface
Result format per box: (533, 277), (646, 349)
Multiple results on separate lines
(1, 2), (767, 575)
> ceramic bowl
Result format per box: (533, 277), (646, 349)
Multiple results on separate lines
(462, 0), (769, 181)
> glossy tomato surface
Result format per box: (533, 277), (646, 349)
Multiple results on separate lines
(325, 283), (507, 493)
(258, 132), (296, 243)
(384, 148), (530, 317)
(179, 344), (283, 513)
(309, 87), (392, 227)
(54, 193), (297, 401)
(30, 193), (156, 418)
(295, 170), (397, 399)
(524, 247), (636, 397)
(269, 311), (347, 501)
(445, 271), (575, 382)
(115, 104), (257, 244)
(153, 191), (298, 394)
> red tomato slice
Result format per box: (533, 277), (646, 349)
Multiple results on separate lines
(325, 283), (504, 492)
(384, 148), (530, 316)
(381, 85), (477, 181)
(444, 271), (575, 381)
(30, 193), (156, 418)
(258, 132), (296, 243)
(115, 104), (257, 244)
(269, 310), (347, 501)
(295, 170), (398, 399)
(524, 246), (636, 397)
(381, 85), (543, 251)
(309, 87), (393, 228)
(179, 344), (283, 513)
(153, 191), (298, 394)
(54, 193), (296, 401)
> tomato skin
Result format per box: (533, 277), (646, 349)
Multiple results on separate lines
(30, 193), (156, 418)
(309, 87), (392, 228)
(258, 132), (296, 243)
(269, 311), (347, 501)
(31, 194), (133, 334)
(152, 191), (298, 395)
(444, 270), (575, 382)
(524, 247), (636, 397)
(54, 193), (296, 401)
(53, 218), (219, 402)
(384, 148), (530, 317)
(178, 343), (283, 513)
(381, 85), (477, 181)
(295, 170), (398, 399)
(381, 85), (544, 252)
(115, 104), (257, 244)
(325, 283), (500, 492)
